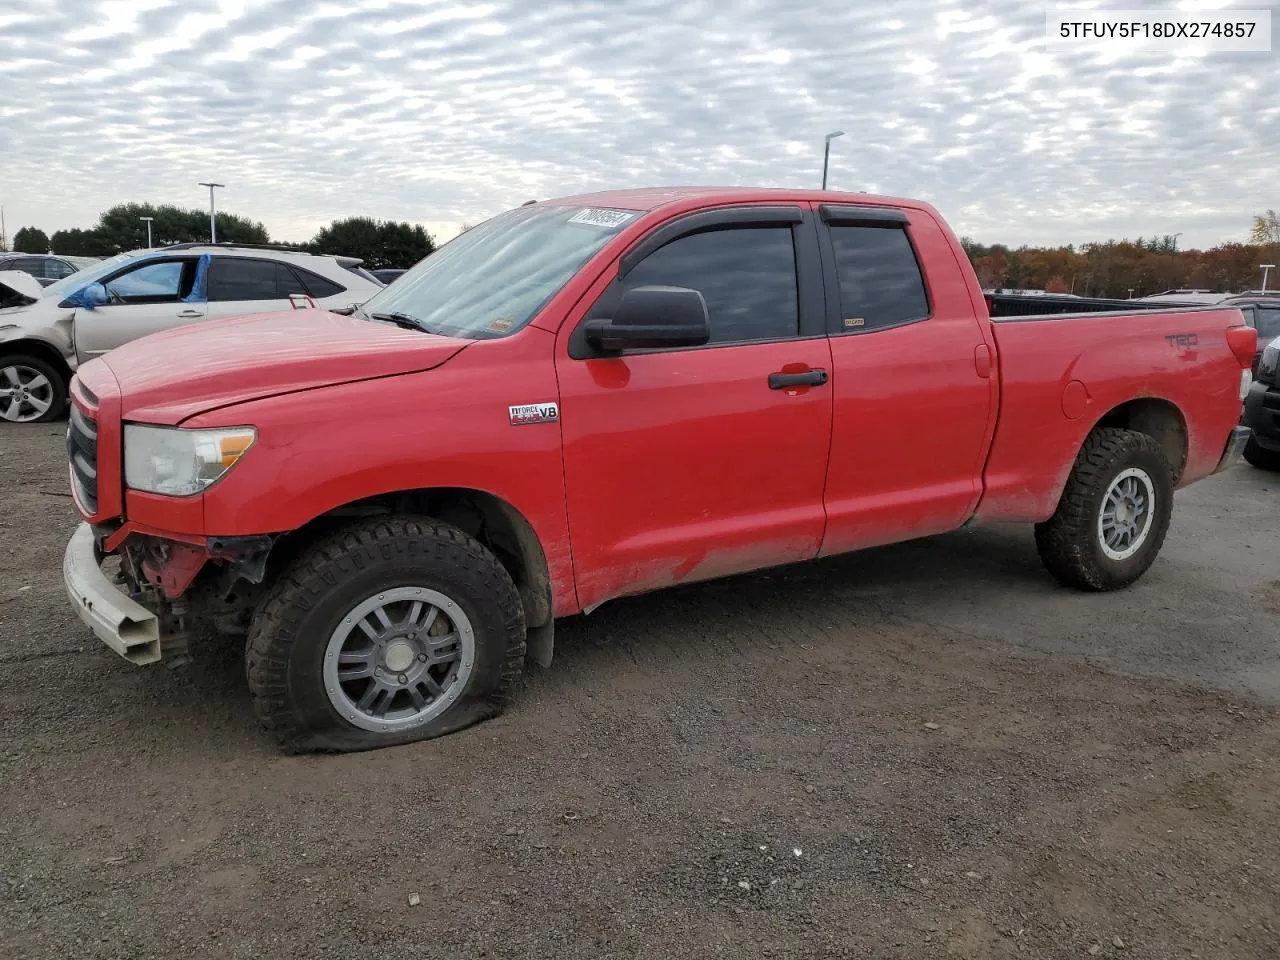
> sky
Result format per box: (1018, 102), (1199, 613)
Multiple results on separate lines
(1, 0), (1277, 251)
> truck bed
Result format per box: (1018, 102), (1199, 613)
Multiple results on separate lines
(974, 306), (1248, 523)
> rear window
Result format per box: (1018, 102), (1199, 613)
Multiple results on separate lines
(294, 268), (345, 299)
(829, 225), (930, 332)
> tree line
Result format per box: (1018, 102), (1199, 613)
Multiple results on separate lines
(960, 234), (1280, 299)
(961, 212), (1280, 299)
(8, 203), (436, 270)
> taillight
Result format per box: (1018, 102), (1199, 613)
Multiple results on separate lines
(1226, 325), (1258, 369)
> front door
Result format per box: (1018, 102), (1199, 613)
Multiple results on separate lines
(73, 257), (205, 359)
(555, 207), (834, 610)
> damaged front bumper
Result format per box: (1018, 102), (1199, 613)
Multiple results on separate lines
(63, 522), (162, 665)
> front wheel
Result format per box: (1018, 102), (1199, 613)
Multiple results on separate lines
(1034, 428), (1175, 591)
(246, 516), (527, 753)
(1242, 436), (1280, 471)
(0, 355), (68, 423)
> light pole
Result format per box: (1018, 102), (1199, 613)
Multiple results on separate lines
(198, 182), (225, 243)
(821, 130), (845, 190)
(139, 216), (154, 249)
(1261, 264), (1275, 294)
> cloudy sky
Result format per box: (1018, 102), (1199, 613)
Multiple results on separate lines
(1, 0), (1277, 250)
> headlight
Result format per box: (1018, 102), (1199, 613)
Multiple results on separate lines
(123, 424), (256, 497)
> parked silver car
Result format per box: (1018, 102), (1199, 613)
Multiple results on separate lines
(0, 243), (382, 423)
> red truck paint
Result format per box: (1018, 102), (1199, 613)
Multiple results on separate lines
(69, 187), (1254, 622)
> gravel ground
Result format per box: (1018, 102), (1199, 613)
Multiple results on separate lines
(2, 422), (1279, 959)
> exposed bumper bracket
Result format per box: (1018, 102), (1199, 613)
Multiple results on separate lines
(63, 523), (161, 665)
(1214, 425), (1252, 474)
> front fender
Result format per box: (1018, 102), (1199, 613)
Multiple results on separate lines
(0, 312), (77, 369)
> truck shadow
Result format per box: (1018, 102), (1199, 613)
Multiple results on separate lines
(102, 523), (1044, 754)
(546, 522), (1047, 670)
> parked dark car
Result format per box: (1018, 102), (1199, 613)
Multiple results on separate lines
(1241, 331), (1280, 471)
(370, 268), (406, 285)
(1219, 294), (1280, 375)
(0, 253), (86, 287)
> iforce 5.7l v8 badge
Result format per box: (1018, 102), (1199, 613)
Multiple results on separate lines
(508, 402), (559, 426)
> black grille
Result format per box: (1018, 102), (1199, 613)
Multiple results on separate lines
(68, 405), (99, 514)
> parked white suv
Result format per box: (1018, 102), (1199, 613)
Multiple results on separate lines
(0, 244), (384, 423)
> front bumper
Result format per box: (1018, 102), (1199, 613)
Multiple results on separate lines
(63, 523), (161, 665)
(1214, 425), (1253, 474)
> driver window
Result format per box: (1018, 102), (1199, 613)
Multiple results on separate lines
(589, 227), (800, 345)
(103, 261), (189, 303)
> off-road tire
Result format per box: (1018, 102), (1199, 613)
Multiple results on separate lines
(0, 353), (68, 423)
(1242, 436), (1280, 471)
(245, 515), (526, 753)
(1034, 428), (1174, 591)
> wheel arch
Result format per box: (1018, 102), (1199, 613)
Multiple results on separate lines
(1088, 396), (1188, 484)
(265, 486), (557, 666)
(0, 337), (74, 384)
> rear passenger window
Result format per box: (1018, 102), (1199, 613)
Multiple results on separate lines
(293, 268), (345, 299)
(618, 227), (800, 344)
(829, 226), (929, 332)
(208, 258), (283, 301)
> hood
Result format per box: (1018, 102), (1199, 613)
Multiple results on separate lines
(0, 270), (43, 307)
(97, 309), (473, 424)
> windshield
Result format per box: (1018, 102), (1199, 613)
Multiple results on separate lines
(43, 251), (139, 299)
(357, 204), (639, 338)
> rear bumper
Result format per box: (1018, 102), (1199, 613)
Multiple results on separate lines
(1214, 425), (1253, 474)
(63, 523), (161, 665)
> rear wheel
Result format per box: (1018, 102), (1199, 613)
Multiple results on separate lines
(246, 515), (526, 753)
(0, 355), (67, 423)
(1035, 428), (1174, 591)
(1242, 436), (1280, 471)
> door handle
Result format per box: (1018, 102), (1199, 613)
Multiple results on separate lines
(768, 369), (828, 390)
(973, 343), (992, 379)
(176, 309), (203, 318)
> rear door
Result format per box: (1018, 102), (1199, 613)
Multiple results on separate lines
(555, 205), (835, 609)
(204, 256), (307, 320)
(816, 203), (996, 556)
(72, 257), (204, 359)
(43, 258), (80, 284)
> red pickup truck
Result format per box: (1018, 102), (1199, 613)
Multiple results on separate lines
(62, 187), (1256, 752)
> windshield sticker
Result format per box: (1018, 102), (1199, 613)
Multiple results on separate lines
(567, 208), (636, 229)
(487, 315), (516, 334)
